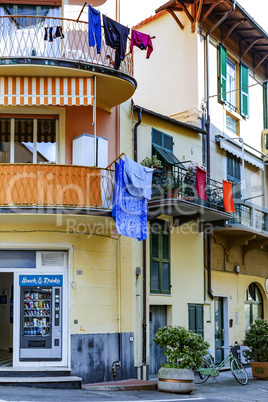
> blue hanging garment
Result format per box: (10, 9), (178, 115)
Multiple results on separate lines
(124, 154), (153, 200)
(112, 159), (148, 241)
(88, 4), (102, 54)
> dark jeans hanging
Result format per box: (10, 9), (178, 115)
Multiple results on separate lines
(103, 15), (129, 70)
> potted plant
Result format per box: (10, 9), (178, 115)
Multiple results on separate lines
(243, 319), (268, 380)
(154, 325), (210, 394)
(162, 177), (178, 199)
(140, 155), (162, 169)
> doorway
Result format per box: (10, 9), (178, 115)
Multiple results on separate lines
(214, 296), (229, 365)
(0, 273), (13, 367)
(149, 305), (167, 376)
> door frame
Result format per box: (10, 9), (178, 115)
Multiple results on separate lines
(214, 295), (229, 362)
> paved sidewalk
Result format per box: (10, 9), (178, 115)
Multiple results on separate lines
(83, 378), (157, 391)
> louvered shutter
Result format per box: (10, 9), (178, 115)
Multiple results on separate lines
(240, 63), (249, 118)
(219, 44), (227, 102)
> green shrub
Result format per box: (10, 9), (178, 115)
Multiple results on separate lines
(243, 319), (268, 362)
(154, 325), (210, 370)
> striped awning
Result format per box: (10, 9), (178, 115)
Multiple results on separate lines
(0, 77), (94, 106)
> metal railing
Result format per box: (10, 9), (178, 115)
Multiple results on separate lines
(229, 200), (267, 232)
(0, 164), (114, 210)
(0, 15), (133, 75)
(151, 165), (225, 212)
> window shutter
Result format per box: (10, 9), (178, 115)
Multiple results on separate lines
(240, 63), (249, 118)
(219, 44), (227, 102)
(195, 305), (204, 338)
(263, 82), (268, 129)
(188, 305), (196, 332)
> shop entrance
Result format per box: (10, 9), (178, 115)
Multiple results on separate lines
(0, 272), (13, 367)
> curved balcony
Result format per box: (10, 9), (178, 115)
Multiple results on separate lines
(0, 15), (136, 111)
(0, 164), (114, 214)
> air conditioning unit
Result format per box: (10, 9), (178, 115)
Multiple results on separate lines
(72, 133), (108, 168)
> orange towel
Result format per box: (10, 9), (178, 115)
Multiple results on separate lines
(222, 180), (235, 213)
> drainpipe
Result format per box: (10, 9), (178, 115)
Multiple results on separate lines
(132, 103), (147, 379)
(204, 0), (236, 300)
(133, 106), (142, 162)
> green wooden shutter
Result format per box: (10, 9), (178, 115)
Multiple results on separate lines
(240, 63), (249, 118)
(263, 82), (268, 129)
(219, 44), (227, 102)
(188, 305), (196, 332)
(188, 304), (204, 338)
(195, 305), (204, 338)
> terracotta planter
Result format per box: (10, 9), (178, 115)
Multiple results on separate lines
(158, 367), (194, 394)
(167, 189), (178, 199)
(251, 362), (268, 379)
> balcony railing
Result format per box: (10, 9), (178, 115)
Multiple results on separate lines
(0, 15), (133, 75)
(151, 166), (225, 213)
(0, 164), (114, 210)
(229, 200), (268, 232)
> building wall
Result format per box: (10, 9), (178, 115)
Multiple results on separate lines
(133, 13), (200, 118)
(0, 216), (135, 382)
(211, 270), (268, 347)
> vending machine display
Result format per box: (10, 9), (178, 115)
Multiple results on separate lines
(19, 275), (62, 361)
(22, 289), (52, 340)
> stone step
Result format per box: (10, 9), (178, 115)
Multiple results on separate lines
(0, 376), (82, 389)
(0, 369), (71, 377)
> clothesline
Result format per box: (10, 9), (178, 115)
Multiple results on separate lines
(106, 152), (125, 169)
(77, 2), (156, 41)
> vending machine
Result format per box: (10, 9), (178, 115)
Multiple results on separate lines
(19, 275), (62, 361)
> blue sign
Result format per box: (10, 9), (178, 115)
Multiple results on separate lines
(19, 275), (63, 287)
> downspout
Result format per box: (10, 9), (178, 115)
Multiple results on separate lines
(133, 104), (147, 379)
(133, 106), (142, 162)
(204, 0), (237, 300)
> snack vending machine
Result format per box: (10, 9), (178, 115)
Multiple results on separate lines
(19, 275), (62, 361)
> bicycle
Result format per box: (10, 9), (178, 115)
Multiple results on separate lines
(194, 346), (249, 385)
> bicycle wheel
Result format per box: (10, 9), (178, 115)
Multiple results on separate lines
(194, 361), (210, 384)
(231, 358), (248, 385)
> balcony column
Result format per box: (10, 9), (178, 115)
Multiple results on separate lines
(251, 207), (256, 228)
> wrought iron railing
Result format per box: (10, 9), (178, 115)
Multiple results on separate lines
(151, 166), (225, 212)
(0, 164), (114, 210)
(0, 15), (133, 75)
(229, 200), (267, 232)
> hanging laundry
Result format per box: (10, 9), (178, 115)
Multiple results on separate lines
(222, 180), (235, 213)
(112, 159), (148, 241)
(130, 30), (153, 58)
(44, 27), (54, 42)
(195, 167), (207, 200)
(49, 27), (53, 42)
(88, 4), (102, 54)
(44, 27), (48, 41)
(54, 26), (64, 39)
(102, 15), (130, 70)
(124, 154), (153, 200)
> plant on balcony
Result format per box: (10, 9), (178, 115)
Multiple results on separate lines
(162, 177), (178, 198)
(154, 325), (209, 393)
(243, 319), (268, 380)
(140, 155), (162, 169)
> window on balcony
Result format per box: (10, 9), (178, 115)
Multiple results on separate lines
(0, 117), (58, 164)
(245, 283), (263, 331)
(219, 44), (249, 117)
(227, 151), (241, 198)
(150, 220), (170, 295)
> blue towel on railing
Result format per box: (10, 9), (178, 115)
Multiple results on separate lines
(124, 154), (153, 200)
(112, 159), (148, 241)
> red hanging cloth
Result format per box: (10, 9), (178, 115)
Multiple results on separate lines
(195, 167), (207, 200)
(222, 180), (235, 213)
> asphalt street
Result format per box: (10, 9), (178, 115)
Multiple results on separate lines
(0, 367), (268, 402)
